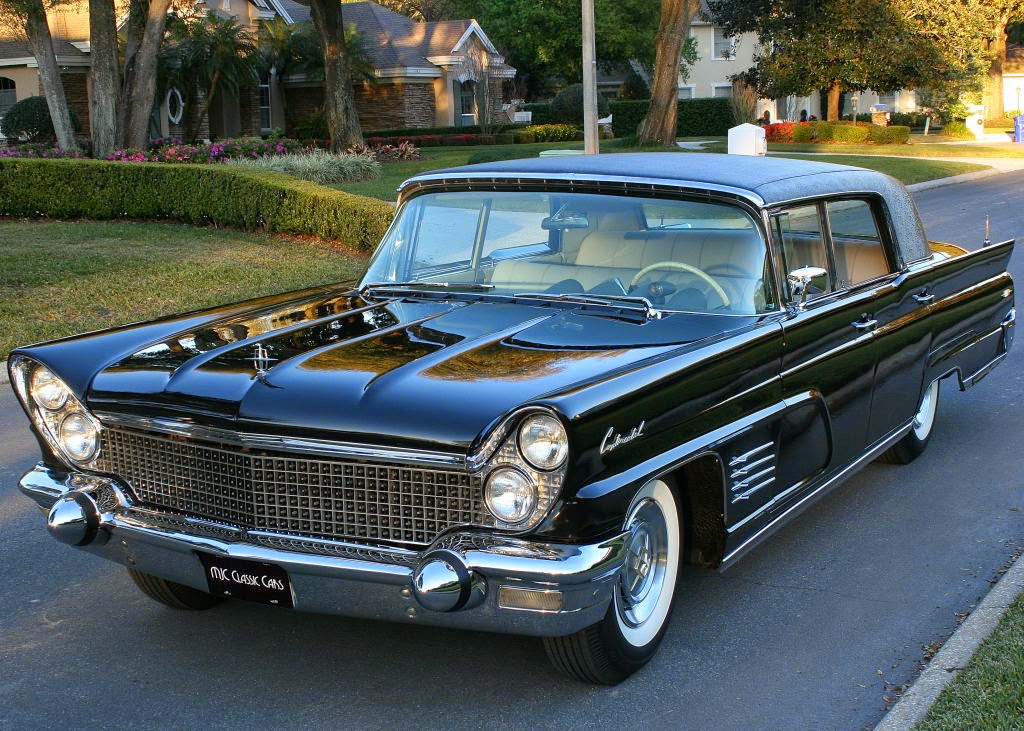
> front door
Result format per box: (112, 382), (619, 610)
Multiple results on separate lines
(774, 202), (880, 474)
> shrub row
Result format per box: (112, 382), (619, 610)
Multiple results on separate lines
(225, 150), (381, 185)
(522, 103), (554, 125)
(609, 98), (735, 138)
(770, 121), (910, 144)
(363, 123), (519, 138)
(511, 124), (583, 143)
(0, 158), (394, 251)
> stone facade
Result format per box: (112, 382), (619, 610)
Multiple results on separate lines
(284, 81), (437, 136)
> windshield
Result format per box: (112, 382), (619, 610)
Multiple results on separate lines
(361, 191), (775, 315)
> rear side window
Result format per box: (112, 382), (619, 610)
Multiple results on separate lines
(826, 199), (891, 287)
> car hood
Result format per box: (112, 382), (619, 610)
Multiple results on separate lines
(79, 289), (757, 451)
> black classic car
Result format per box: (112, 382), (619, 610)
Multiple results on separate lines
(10, 153), (1015, 684)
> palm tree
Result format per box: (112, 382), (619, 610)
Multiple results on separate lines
(163, 11), (259, 140)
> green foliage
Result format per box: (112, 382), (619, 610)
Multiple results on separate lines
(364, 123), (519, 137)
(225, 150), (381, 184)
(866, 125), (910, 144)
(941, 120), (973, 139)
(609, 100), (649, 138)
(706, 0), (992, 112)
(522, 103), (553, 124)
(292, 110), (329, 140)
(0, 158), (393, 250)
(512, 124), (581, 143)
(831, 124), (870, 143)
(621, 66), (650, 100)
(677, 98), (735, 136)
(791, 124), (815, 142)
(0, 96), (81, 143)
(814, 122), (836, 142)
(466, 149), (527, 164)
(452, 0), (661, 97)
(549, 84), (611, 124)
(611, 98), (734, 138)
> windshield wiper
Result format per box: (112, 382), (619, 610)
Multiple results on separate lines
(361, 281), (495, 294)
(512, 292), (664, 320)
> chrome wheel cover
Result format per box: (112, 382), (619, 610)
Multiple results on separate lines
(613, 480), (679, 647)
(912, 380), (939, 441)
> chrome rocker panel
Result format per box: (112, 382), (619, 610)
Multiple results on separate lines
(20, 464), (626, 637)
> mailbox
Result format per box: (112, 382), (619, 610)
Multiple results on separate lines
(728, 123), (767, 156)
(964, 104), (986, 140)
(1014, 115), (1023, 143)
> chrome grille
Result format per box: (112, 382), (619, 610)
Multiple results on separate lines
(97, 428), (490, 546)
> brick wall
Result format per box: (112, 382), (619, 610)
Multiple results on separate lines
(238, 83), (261, 136)
(286, 81), (438, 135)
(57, 72), (90, 136)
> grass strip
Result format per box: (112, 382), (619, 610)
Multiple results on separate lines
(915, 593), (1024, 729)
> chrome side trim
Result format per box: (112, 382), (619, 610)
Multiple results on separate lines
(92, 413), (467, 469)
(729, 441), (773, 467)
(719, 420), (913, 570)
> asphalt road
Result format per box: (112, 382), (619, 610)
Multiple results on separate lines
(2, 173), (1023, 730)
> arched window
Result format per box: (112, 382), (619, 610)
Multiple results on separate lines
(0, 77), (17, 119)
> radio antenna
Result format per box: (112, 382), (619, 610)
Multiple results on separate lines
(983, 214), (991, 247)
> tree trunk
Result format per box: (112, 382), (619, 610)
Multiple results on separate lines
(826, 82), (841, 122)
(123, 0), (173, 149)
(89, 0), (119, 157)
(24, 0), (77, 151)
(636, 0), (698, 146)
(310, 0), (363, 151)
(984, 16), (1009, 117)
(116, 0), (148, 147)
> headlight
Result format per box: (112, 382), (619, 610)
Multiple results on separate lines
(59, 412), (101, 462)
(517, 413), (568, 470)
(485, 467), (538, 524)
(10, 356), (103, 467)
(30, 366), (70, 411)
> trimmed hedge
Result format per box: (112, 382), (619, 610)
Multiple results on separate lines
(610, 97), (735, 138)
(364, 123), (519, 138)
(831, 124), (870, 143)
(867, 124), (910, 144)
(0, 158), (394, 251)
(791, 124), (815, 143)
(512, 124), (582, 143)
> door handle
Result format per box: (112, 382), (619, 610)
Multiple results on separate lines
(912, 291), (935, 304)
(851, 317), (878, 331)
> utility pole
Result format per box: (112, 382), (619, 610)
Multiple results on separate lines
(581, 0), (599, 154)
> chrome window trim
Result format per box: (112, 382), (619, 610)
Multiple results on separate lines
(93, 412), (467, 469)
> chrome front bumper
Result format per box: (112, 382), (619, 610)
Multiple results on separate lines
(20, 464), (625, 637)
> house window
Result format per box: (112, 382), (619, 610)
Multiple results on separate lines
(259, 75), (272, 131)
(677, 86), (694, 100)
(460, 80), (476, 115)
(0, 77), (16, 123)
(713, 27), (736, 59)
(712, 84), (733, 98)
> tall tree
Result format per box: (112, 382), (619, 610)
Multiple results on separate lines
(983, 5), (1024, 115)
(118, 0), (173, 149)
(454, 0), (660, 98)
(301, 0), (362, 150)
(0, 0), (77, 150)
(707, 0), (991, 121)
(636, 0), (699, 145)
(88, 0), (118, 156)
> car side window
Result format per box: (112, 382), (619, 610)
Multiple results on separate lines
(775, 203), (832, 301)
(826, 199), (891, 287)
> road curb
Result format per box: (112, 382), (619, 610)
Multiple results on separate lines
(905, 167), (1008, 193)
(0, 360), (8, 386)
(874, 551), (1024, 730)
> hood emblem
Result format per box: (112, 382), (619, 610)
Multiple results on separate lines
(600, 420), (646, 455)
(252, 343), (278, 380)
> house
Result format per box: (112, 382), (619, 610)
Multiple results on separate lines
(0, 0), (515, 141)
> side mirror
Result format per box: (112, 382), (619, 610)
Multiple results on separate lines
(788, 266), (829, 305)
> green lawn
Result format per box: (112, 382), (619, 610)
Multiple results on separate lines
(774, 154), (989, 185)
(915, 593), (1024, 730)
(0, 221), (365, 359)
(334, 140), (990, 201)
(772, 142), (1024, 158)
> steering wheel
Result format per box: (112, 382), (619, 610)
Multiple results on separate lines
(629, 261), (730, 308)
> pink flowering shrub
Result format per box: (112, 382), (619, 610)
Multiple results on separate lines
(107, 137), (304, 163)
(0, 143), (88, 159)
(345, 140), (421, 162)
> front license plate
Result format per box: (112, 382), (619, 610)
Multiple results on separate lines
(198, 553), (294, 608)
